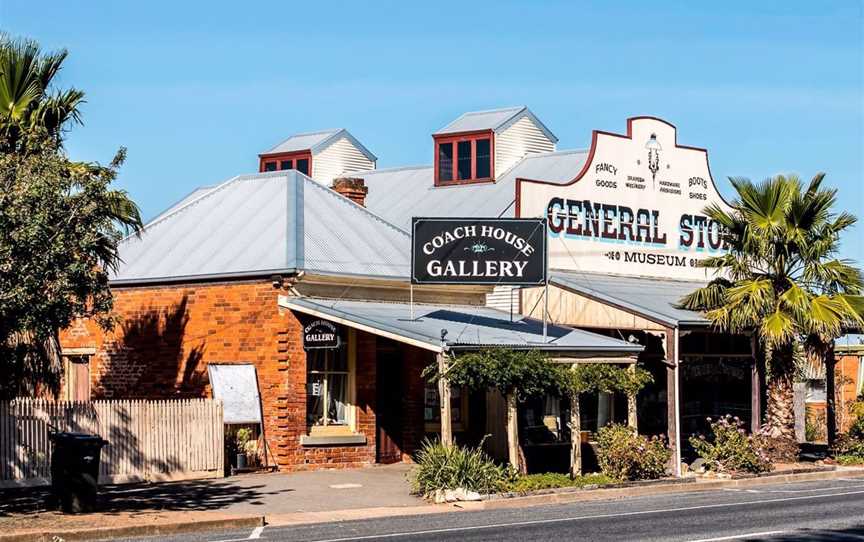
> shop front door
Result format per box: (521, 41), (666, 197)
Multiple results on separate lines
(376, 347), (403, 463)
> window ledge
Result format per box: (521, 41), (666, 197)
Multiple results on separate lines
(300, 433), (367, 447)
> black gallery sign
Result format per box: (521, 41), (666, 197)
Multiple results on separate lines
(411, 218), (547, 285)
(303, 319), (340, 350)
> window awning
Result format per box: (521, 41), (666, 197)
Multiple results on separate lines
(279, 295), (642, 359)
(550, 270), (710, 328)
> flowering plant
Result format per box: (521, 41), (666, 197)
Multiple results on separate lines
(596, 424), (670, 481)
(689, 415), (773, 474)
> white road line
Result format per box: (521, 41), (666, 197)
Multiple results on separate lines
(208, 525), (265, 542)
(687, 530), (788, 542)
(307, 488), (864, 542)
(761, 483), (864, 494)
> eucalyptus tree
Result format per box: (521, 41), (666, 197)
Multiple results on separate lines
(680, 174), (863, 447)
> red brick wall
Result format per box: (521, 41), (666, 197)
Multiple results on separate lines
(59, 280), (378, 471)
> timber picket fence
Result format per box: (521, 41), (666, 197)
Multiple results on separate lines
(0, 399), (224, 488)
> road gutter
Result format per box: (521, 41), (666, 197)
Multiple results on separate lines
(0, 515), (265, 542)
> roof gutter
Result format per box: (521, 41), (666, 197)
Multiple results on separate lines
(110, 268), (300, 287)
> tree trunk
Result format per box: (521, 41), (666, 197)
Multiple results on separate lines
(505, 391), (522, 472)
(569, 391), (582, 479)
(825, 350), (838, 447)
(763, 343), (796, 441)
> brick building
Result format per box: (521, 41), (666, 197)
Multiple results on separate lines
(60, 108), (783, 474)
(59, 149), (640, 471)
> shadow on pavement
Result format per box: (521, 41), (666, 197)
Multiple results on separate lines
(0, 478), (292, 516)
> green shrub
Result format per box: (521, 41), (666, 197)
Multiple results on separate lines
(848, 413), (864, 441)
(410, 439), (513, 496)
(689, 415), (773, 474)
(836, 454), (864, 466)
(505, 472), (612, 493)
(596, 424), (670, 481)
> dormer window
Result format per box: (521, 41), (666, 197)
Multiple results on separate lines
(259, 151), (312, 176)
(258, 129), (376, 185)
(434, 132), (493, 186)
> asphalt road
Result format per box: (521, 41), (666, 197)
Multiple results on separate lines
(121, 477), (864, 542)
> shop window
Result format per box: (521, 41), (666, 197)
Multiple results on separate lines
(263, 161), (277, 172)
(307, 347), (350, 427)
(435, 134), (493, 185)
(805, 379), (827, 403)
(424, 382), (468, 432)
(63, 355), (91, 401)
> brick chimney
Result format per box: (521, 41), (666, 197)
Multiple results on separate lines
(331, 177), (368, 207)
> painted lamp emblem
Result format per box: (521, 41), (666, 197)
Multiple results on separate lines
(645, 132), (662, 188)
(464, 242), (495, 254)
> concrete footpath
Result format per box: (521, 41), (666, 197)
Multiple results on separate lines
(2, 465), (863, 541)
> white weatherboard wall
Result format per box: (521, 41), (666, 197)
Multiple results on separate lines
(495, 116), (556, 177)
(485, 285), (518, 312)
(517, 117), (732, 281)
(313, 136), (376, 185)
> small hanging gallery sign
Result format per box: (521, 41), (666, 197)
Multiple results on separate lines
(303, 319), (341, 350)
(411, 217), (547, 285)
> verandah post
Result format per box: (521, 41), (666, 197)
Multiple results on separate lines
(569, 391), (582, 478)
(627, 364), (638, 431)
(505, 391), (520, 471)
(437, 352), (453, 447)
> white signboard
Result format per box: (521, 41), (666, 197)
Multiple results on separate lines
(208, 364), (262, 424)
(516, 117), (731, 281)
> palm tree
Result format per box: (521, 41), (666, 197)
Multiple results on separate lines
(680, 174), (863, 444)
(0, 34), (84, 154)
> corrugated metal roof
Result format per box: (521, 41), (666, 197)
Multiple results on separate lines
(280, 296), (644, 355)
(358, 149), (588, 231)
(550, 270), (709, 327)
(434, 106), (557, 142)
(261, 129), (341, 155)
(146, 185), (216, 225)
(111, 170), (409, 284)
(261, 128), (377, 162)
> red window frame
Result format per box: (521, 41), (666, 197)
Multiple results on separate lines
(433, 131), (495, 186)
(258, 151), (313, 175)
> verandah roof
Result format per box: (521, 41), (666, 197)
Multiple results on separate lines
(550, 270), (710, 328)
(279, 295), (642, 358)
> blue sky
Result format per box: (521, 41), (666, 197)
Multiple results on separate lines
(4, 1), (863, 261)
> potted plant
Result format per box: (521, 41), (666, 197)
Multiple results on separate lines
(235, 428), (253, 470)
